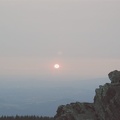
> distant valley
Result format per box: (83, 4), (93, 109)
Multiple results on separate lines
(0, 76), (109, 116)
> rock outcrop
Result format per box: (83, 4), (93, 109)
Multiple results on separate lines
(54, 70), (120, 120)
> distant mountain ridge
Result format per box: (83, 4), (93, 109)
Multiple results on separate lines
(54, 70), (120, 120)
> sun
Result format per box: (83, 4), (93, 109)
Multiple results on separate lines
(54, 64), (60, 69)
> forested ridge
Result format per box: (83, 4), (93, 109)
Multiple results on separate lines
(0, 116), (54, 120)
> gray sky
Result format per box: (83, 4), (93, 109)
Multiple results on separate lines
(0, 0), (120, 78)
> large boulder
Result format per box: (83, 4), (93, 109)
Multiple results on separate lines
(108, 70), (120, 83)
(54, 102), (98, 120)
(94, 83), (120, 120)
(54, 70), (120, 120)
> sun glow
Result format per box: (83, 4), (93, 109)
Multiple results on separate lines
(54, 64), (60, 69)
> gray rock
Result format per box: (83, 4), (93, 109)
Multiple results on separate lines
(54, 70), (120, 120)
(54, 102), (98, 120)
(108, 70), (120, 83)
(94, 82), (120, 120)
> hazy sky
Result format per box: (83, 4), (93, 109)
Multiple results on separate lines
(0, 0), (120, 78)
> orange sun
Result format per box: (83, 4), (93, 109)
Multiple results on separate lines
(54, 64), (60, 69)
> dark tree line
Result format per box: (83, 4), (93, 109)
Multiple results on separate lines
(0, 115), (54, 120)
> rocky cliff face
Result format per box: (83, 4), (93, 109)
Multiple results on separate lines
(54, 70), (120, 120)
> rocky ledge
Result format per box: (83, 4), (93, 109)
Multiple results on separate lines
(54, 70), (120, 120)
